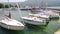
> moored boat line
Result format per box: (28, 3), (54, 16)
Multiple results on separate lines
(21, 9), (59, 25)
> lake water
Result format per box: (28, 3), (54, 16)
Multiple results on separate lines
(0, 9), (60, 34)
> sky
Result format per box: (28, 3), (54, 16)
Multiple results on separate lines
(0, 0), (60, 7)
(0, 0), (27, 2)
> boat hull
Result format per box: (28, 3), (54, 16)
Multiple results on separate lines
(0, 22), (24, 30)
(25, 23), (47, 29)
(22, 18), (47, 25)
(0, 19), (25, 30)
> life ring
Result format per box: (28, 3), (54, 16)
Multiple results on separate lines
(32, 17), (38, 20)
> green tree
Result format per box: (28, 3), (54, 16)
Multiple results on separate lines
(0, 3), (4, 8)
(5, 5), (9, 8)
(15, 5), (18, 8)
(9, 4), (14, 7)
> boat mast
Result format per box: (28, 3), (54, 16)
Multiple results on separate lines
(8, 0), (10, 8)
(16, 3), (22, 18)
(40, 0), (43, 8)
(16, 0), (26, 25)
(7, 0), (11, 18)
(45, 0), (48, 10)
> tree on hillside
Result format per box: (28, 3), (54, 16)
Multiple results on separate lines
(10, 4), (14, 7)
(0, 3), (4, 8)
(5, 5), (9, 8)
(15, 5), (18, 8)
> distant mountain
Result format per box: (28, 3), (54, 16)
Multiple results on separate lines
(1, 0), (60, 7)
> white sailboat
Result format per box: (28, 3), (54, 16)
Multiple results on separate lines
(45, 10), (59, 18)
(29, 13), (50, 20)
(29, 10), (59, 19)
(21, 1), (50, 25)
(0, 18), (24, 30)
(21, 12), (49, 25)
(0, 12), (24, 30)
(0, 0), (25, 30)
(21, 16), (47, 25)
(21, 1), (59, 25)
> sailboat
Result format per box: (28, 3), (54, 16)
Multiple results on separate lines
(29, 10), (59, 19)
(21, 1), (59, 26)
(21, 16), (47, 25)
(29, 13), (50, 20)
(30, 1), (59, 19)
(0, 12), (25, 30)
(0, 0), (25, 30)
(21, 12), (50, 25)
(21, 1), (50, 25)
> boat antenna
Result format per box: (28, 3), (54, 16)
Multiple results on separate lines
(40, 0), (43, 8)
(8, 0), (10, 9)
(9, 12), (11, 18)
(7, 0), (11, 18)
(45, 0), (48, 10)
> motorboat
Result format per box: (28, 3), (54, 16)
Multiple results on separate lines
(0, 12), (25, 30)
(0, 17), (25, 30)
(29, 13), (50, 20)
(0, 0), (25, 30)
(29, 10), (59, 19)
(30, 7), (43, 11)
(21, 16), (48, 25)
(44, 10), (59, 18)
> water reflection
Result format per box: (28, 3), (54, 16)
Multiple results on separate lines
(0, 26), (24, 34)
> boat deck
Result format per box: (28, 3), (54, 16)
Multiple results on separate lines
(0, 19), (24, 26)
